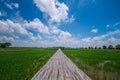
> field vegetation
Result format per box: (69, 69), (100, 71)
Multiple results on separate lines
(63, 49), (120, 80)
(0, 47), (120, 80)
(0, 48), (56, 80)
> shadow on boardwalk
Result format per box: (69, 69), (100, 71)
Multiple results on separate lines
(32, 49), (92, 80)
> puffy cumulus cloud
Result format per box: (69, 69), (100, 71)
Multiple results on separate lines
(5, 29), (120, 48)
(0, 19), (29, 35)
(50, 26), (61, 34)
(82, 37), (91, 43)
(5, 2), (19, 10)
(102, 30), (120, 38)
(81, 30), (120, 47)
(47, 30), (120, 48)
(0, 18), (120, 48)
(11, 37), (79, 48)
(58, 31), (72, 40)
(24, 18), (73, 40)
(91, 29), (98, 33)
(0, 19), (40, 41)
(29, 34), (42, 41)
(0, 20), (14, 33)
(0, 36), (14, 43)
(34, 0), (69, 23)
(0, 18), (74, 46)
(1, 16), (120, 48)
(24, 18), (50, 34)
(54, 38), (81, 48)
(0, 18), (71, 41)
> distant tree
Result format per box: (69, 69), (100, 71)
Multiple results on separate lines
(103, 45), (107, 49)
(61, 47), (65, 50)
(108, 45), (114, 49)
(0, 42), (11, 48)
(0, 43), (6, 48)
(116, 44), (120, 49)
(98, 47), (101, 49)
(88, 46), (94, 49)
(91, 47), (93, 49)
(88, 46), (91, 49)
(95, 46), (97, 49)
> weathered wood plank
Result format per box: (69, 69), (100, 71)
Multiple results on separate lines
(32, 49), (92, 80)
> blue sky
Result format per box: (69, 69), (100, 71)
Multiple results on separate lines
(0, 0), (120, 47)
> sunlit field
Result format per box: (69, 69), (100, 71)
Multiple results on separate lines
(63, 49), (120, 80)
(0, 48), (56, 80)
(0, 48), (120, 80)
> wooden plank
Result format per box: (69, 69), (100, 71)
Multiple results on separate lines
(32, 49), (92, 80)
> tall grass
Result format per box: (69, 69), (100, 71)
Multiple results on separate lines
(0, 48), (56, 80)
(63, 49), (120, 80)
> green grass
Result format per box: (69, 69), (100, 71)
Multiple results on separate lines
(63, 49), (120, 80)
(0, 48), (56, 80)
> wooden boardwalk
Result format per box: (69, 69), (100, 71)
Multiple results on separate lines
(32, 49), (92, 80)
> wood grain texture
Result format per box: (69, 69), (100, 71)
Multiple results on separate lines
(32, 49), (92, 80)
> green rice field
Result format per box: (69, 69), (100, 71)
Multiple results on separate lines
(0, 48), (56, 80)
(0, 48), (120, 80)
(63, 49), (120, 80)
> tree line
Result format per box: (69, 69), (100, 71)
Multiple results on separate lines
(0, 42), (120, 49)
(89, 44), (120, 49)
(0, 42), (11, 48)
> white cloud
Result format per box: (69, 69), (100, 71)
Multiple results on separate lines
(0, 11), (6, 17)
(105, 30), (120, 36)
(1, 18), (120, 48)
(113, 21), (120, 27)
(84, 30), (120, 47)
(68, 15), (75, 23)
(58, 31), (72, 40)
(0, 36), (14, 43)
(0, 17), (73, 44)
(0, 19), (35, 40)
(5, 3), (19, 10)
(13, 3), (19, 8)
(29, 34), (42, 41)
(106, 24), (110, 27)
(5, 3), (13, 9)
(0, 12), (2, 17)
(6, 19), (29, 35)
(34, 0), (69, 23)
(5, 29), (120, 48)
(24, 18), (50, 34)
(50, 26), (61, 34)
(93, 30), (120, 41)
(91, 29), (98, 33)
(0, 20), (14, 33)
(82, 37), (91, 43)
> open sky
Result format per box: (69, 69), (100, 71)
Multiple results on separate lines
(0, 0), (120, 47)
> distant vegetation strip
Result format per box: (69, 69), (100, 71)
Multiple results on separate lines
(63, 49), (120, 80)
(0, 48), (56, 80)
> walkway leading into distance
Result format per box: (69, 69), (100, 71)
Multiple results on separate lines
(32, 49), (92, 80)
